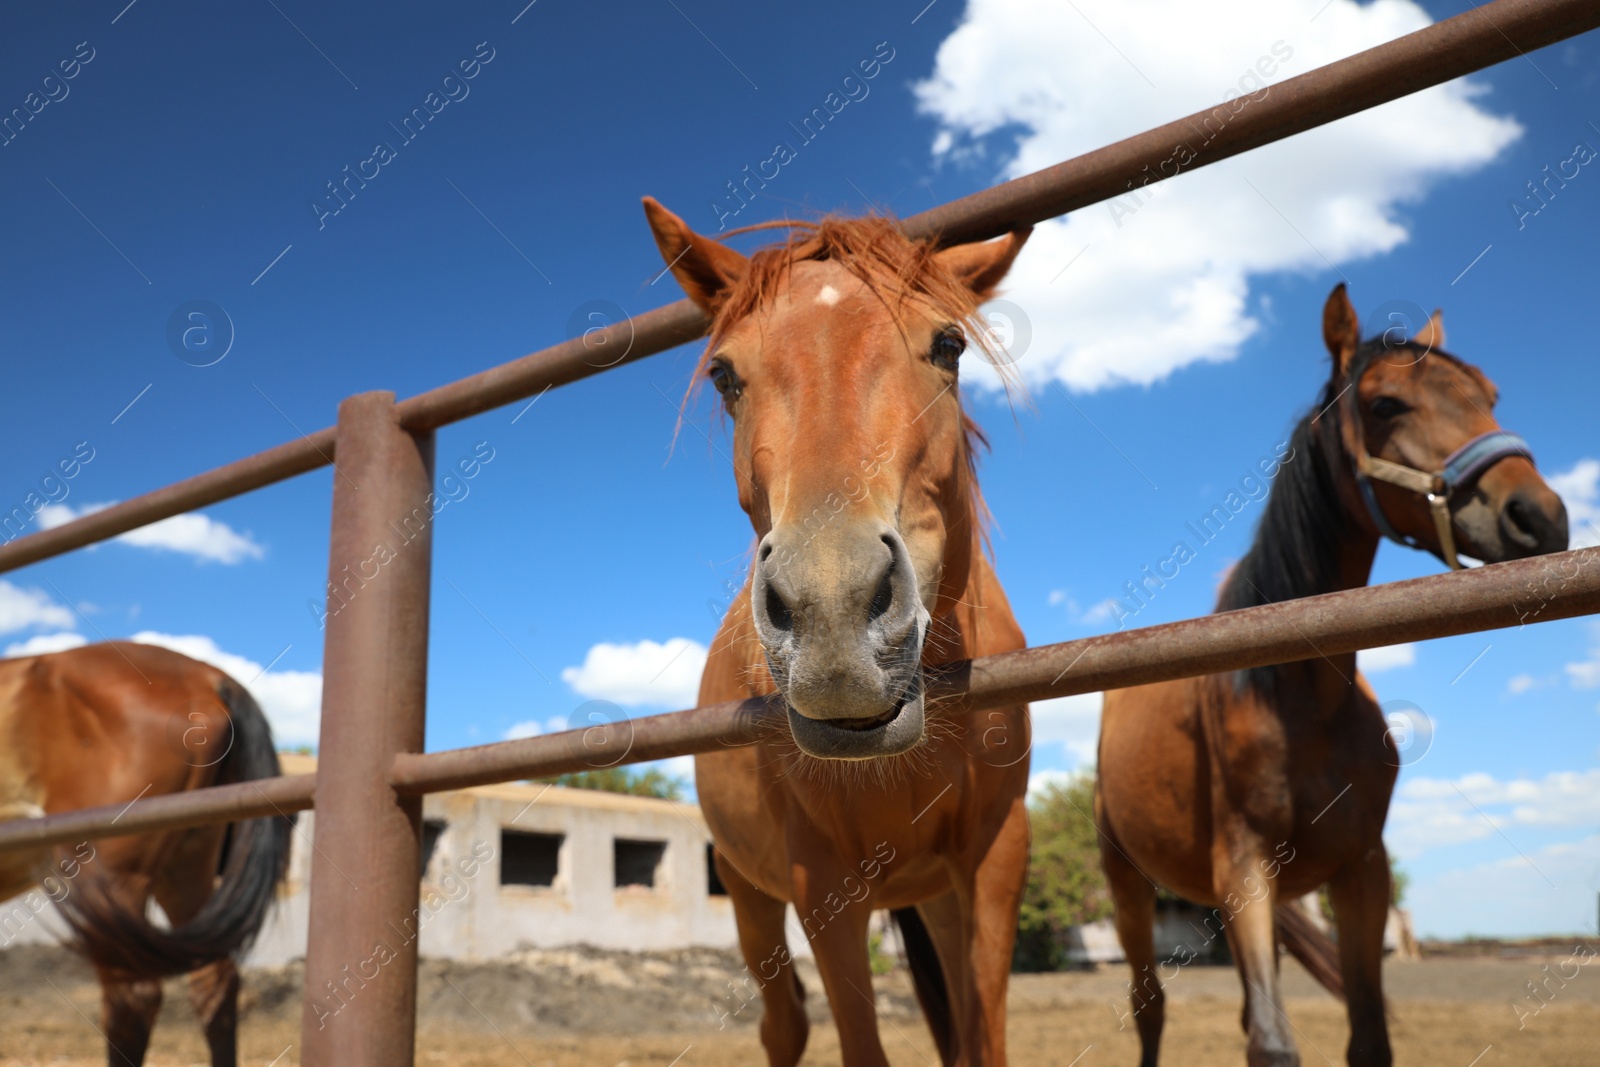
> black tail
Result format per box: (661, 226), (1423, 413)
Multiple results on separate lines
(1274, 902), (1346, 1001)
(892, 907), (955, 1066)
(59, 678), (292, 976)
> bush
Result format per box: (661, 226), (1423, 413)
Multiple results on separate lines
(1014, 774), (1113, 972)
(537, 767), (685, 800)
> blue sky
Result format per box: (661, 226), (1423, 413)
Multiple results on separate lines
(1, 0), (1597, 939)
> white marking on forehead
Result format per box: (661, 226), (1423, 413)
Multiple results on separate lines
(814, 284), (842, 306)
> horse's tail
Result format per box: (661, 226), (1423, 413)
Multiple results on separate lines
(1274, 901), (1346, 1001)
(59, 677), (292, 976)
(892, 907), (956, 1066)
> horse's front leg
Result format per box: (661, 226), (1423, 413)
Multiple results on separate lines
(949, 795), (1028, 1066)
(1214, 840), (1300, 1067)
(792, 852), (890, 1067)
(1326, 844), (1393, 1067)
(713, 848), (809, 1067)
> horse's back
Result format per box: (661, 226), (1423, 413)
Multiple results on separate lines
(0, 641), (232, 819)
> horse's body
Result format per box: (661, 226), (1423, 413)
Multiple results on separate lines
(0, 641), (289, 1067)
(643, 199), (1032, 1066)
(1096, 286), (1568, 1067)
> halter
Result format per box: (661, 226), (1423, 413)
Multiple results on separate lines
(1338, 344), (1533, 571)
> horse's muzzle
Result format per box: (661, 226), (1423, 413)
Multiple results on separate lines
(751, 521), (930, 759)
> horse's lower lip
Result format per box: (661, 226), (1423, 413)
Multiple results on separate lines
(784, 680), (925, 759)
(826, 702), (906, 732)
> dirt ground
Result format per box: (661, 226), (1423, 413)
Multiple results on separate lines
(2, 943), (1596, 1066)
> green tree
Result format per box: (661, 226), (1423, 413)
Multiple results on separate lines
(537, 767), (685, 800)
(1014, 773), (1113, 972)
(1390, 855), (1409, 907)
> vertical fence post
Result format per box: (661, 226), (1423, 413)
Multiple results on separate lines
(300, 391), (434, 1066)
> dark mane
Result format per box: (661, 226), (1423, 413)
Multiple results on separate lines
(1215, 373), (1350, 695)
(1216, 383), (1348, 615)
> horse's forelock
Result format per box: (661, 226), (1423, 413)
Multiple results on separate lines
(684, 214), (1009, 557)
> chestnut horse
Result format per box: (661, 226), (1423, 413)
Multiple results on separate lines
(1096, 285), (1568, 1067)
(643, 198), (1032, 1066)
(0, 641), (290, 1066)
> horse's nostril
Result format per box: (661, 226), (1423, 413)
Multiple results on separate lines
(867, 563), (894, 624)
(1506, 498), (1534, 536)
(764, 583), (794, 633)
(1500, 489), (1568, 555)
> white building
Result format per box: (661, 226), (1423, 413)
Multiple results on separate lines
(249, 755), (741, 966)
(0, 755), (745, 966)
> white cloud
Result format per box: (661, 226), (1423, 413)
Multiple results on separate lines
(1568, 659), (1600, 690)
(0, 581), (75, 634)
(1357, 642), (1416, 673)
(1564, 623), (1600, 691)
(1408, 834), (1600, 940)
(502, 717), (572, 742)
(1506, 673), (1544, 695)
(128, 632), (321, 747)
(916, 0), (1521, 392)
(1027, 768), (1093, 798)
(656, 754), (697, 784)
(1549, 458), (1600, 549)
(1047, 589), (1120, 627)
(560, 637), (708, 708)
(1029, 691), (1103, 769)
(1387, 767), (1600, 860)
(39, 503), (264, 564)
(3, 632), (88, 657)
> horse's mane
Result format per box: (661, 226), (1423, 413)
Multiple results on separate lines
(1213, 359), (1356, 699)
(688, 214), (1015, 554)
(1215, 383), (1348, 620)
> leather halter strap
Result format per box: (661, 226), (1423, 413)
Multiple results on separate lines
(1340, 346), (1533, 570)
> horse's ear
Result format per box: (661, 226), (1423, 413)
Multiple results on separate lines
(933, 229), (1032, 301)
(1411, 308), (1445, 351)
(642, 196), (748, 315)
(1321, 283), (1361, 373)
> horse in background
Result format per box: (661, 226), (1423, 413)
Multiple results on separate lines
(1096, 284), (1567, 1067)
(0, 641), (290, 1067)
(643, 197), (1033, 1066)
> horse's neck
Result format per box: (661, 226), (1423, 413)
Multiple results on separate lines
(923, 540), (1024, 666)
(1324, 535), (1381, 595)
(1222, 425), (1383, 698)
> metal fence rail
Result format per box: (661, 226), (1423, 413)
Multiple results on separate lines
(0, 1), (1595, 1062)
(5, 543), (1595, 853)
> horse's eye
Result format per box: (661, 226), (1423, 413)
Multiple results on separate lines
(707, 361), (740, 401)
(1370, 396), (1410, 420)
(930, 328), (966, 371)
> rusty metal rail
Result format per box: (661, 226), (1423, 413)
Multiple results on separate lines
(1, 0), (1591, 578)
(392, 544), (1600, 793)
(0, 774), (317, 854)
(5, 544), (1593, 853)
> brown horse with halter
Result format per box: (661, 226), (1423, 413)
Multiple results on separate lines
(1096, 284), (1568, 1067)
(642, 198), (1032, 1066)
(0, 640), (290, 1066)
